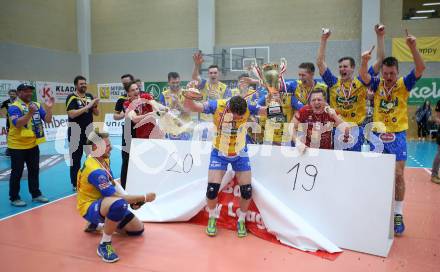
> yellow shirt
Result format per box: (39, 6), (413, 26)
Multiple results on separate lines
(328, 79), (367, 125)
(199, 80), (230, 122)
(7, 100), (46, 149)
(322, 69), (367, 125)
(77, 156), (115, 216)
(372, 74), (415, 132)
(292, 80), (328, 105)
(261, 92), (302, 144)
(209, 99), (251, 156)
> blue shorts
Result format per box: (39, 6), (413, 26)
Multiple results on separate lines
(333, 126), (364, 152)
(83, 199), (105, 224)
(369, 131), (407, 161)
(209, 148), (251, 172)
(83, 198), (131, 224)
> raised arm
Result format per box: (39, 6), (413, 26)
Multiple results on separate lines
(405, 30), (426, 78)
(359, 46), (375, 85)
(372, 24), (386, 74)
(316, 29), (331, 75)
(192, 51), (203, 82)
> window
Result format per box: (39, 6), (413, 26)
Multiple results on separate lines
(402, 0), (440, 20)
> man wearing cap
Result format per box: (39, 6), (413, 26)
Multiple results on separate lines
(8, 84), (54, 207)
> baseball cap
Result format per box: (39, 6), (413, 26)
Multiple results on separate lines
(16, 83), (35, 91)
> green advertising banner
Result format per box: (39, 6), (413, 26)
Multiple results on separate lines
(409, 78), (440, 105)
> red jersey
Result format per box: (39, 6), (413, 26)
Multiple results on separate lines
(296, 105), (336, 149)
(123, 93), (155, 138)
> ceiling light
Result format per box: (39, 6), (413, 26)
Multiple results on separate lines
(422, 2), (440, 6)
(416, 9), (436, 13)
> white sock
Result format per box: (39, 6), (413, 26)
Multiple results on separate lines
(100, 233), (112, 244)
(208, 207), (216, 218)
(237, 209), (247, 222)
(394, 201), (403, 215)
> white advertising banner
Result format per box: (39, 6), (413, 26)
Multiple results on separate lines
(103, 113), (124, 136)
(43, 115), (68, 141)
(126, 139), (395, 257)
(97, 83), (125, 102)
(0, 118), (7, 148)
(0, 80), (28, 102)
(36, 82), (75, 104)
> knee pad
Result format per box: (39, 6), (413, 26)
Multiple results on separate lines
(107, 199), (128, 222)
(240, 184), (252, 200)
(126, 228), (144, 236)
(206, 183), (220, 200)
(117, 210), (135, 229)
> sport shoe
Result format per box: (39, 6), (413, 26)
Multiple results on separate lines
(206, 217), (217, 237)
(237, 220), (248, 238)
(32, 196), (49, 203)
(431, 176), (440, 184)
(84, 222), (104, 233)
(97, 242), (119, 263)
(11, 199), (27, 207)
(394, 214), (405, 236)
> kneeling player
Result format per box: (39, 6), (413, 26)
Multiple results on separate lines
(77, 131), (156, 263)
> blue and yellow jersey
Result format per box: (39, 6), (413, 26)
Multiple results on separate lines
(203, 99), (259, 156)
(198, 79), (231, 122)
(321, 66), (379, 125)
(369, 69), (418, 133)
(322, 68), (369, 125)
(257, 91), (303, 143)
(77, 156), (116, 216)
(285, 80), (328, 105)
(7, 99), (46, 149)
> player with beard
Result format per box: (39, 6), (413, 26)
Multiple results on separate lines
(66, 76), (99, 191)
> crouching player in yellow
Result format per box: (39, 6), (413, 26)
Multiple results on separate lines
(77, 131), (156, 263)
(184, 94), (266, 237)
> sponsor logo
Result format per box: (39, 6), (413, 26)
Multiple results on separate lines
(146, 84), (161, 99)
(379, 98), (398, 113)
(335, 95), (358, 109)
(410, 81), (440, 103)
(379, 133), (396, 143)
(39, 85), (54, 100)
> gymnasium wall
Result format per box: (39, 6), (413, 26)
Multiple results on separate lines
(89, 0), (198, 83)
(215, 0), (361, 46)
(0, 0), (81, 82)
